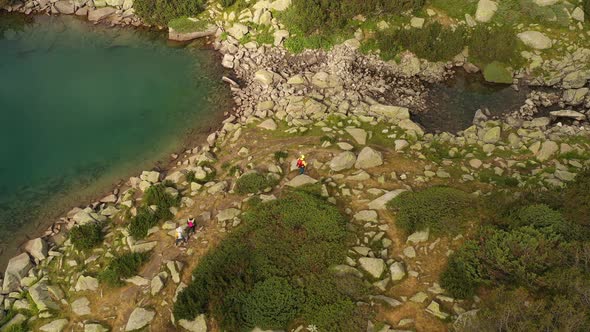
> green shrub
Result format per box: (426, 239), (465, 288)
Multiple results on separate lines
(274, 151), (288, 162)
(469, 24), (520, 66)
(128, 184), (179, 239)
(70, 222), (103, 251)
(168, 17), (209, 33)
(377, 23), (466, 62)
(430, 0), (477, 18)
(387, 187), (475, 234)
(174, 190), (362, 331)
(513, 204), (570, 238)
(483, 61), (513, 84)
(128, 206), (159, 239)
(563, 168), (590, 227)
(194, 162), (217, 184)
(220, 0), (235, 7)
(134, 0), (206, 26)
(585, 0), (590, 21)
(235, 173), (279, 194)
(4, 323), (28, 332)
(440, 241), (486, 298)
(99, 252), (150, 287)
(241, 277), (301, 328)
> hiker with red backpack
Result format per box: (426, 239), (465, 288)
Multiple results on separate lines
(296, 154), (307, 175)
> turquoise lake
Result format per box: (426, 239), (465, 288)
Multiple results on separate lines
(0, 13), (229, 262)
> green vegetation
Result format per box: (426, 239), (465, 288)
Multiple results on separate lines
(495, 0), (571, 27)
(235, 172), (279, 194)
(430, 0), (477, 18)
(468, 25), (520, 66)
(4, 323), (28, 332)
(168, 17), (209, 33)
(439, 170), (590, 330)
(274, 150), (288, 162)
(377, 23), (466, 62)
(174, 188), (368, 331)
(134, 0), (205, 25)
(128, 184), (179, 239)
(70, 222), (103, 251)
(483, 61), (513, 84)
(585, 0), (590, 22)
(387, 187), (475, 235)
(98, 252), (150, 287)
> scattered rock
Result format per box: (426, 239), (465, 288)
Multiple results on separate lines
(358, 257), (386, 279)
(71, 297), (91, 316)
(286, 174), (318, 187)
(125, 308), (155, 331)
(178, 314), (208, 332)
(517, 31), (553, 50)
(426, 301), (449, 319)
(75, 275), (99, 292)
(329, 151), (357, 172)
(2, 253), (32, 293)
(355, 147), (383, 169)
(40, 319), (69, 332)
(475, 0), (498, 22)
(257, 119), (277, 130)
(390, 262), (406, 281)
(368, 189), (407, 210)
(407, 229), (429, 244)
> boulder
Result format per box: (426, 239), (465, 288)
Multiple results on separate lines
(2, 253), (32, 293)
(345, 128), (367, 145)
(75, 275), (99, 292)
(125, 308), (155, 331)
(227, 23), (249, 39)
(178, 314), (207, 332)
(221, 54), (234, 68)
(369, 104), (410, 121)
(286, 175), (318, 187)
(273, 29), (289, 46)
(39, 319), (68, 332)
(358, 257), (386, 279)
(426, 301), (449, 319)
(355, 147), (383, 169)
(390, 262), (406, 281)
(29, 280), (60, 311)
(217, 208), (241, 222)
(562, 88), (588, 106)
(572, 7), (585, 22)
(329, 151), (357, 172)
(24, 237), (48, 261)
(550, 110), (587, 121)
(54, 0), (74, 14)
(536, 140), (559, 162)
(517, 31), (553, 50)
(71, 297), (91, 316)
(257, 119), (277, 130)
(105, 0), (122, 5)
(407, 229), (429, 244)
(254, 70), (275, 87)
(165, 171), (186, 184)
(354, 210), (378, 222)
(368, 189), (407, 210)
(482, 126), (501, 143)
(330, 265), (363, 278)
(398, 119), (424, 136)
(475, 0), (498, 22)
(151, 275), (164, 295)
(269, 0), (291, 11)
(84, 324), (109, 332)
(410, 17), (425, 28)
(140, 170), (160, 183)
(87, 7), (116, 22)
(394, 140), (409, 151)
(562, 70), (590, 89)
(555, 170), (576, 182)
(337, 142), (354, 151)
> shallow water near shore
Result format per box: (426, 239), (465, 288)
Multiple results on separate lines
(417, 70), (530, 133)
(0, 13), (229, 266)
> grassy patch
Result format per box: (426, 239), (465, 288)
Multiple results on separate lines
(168, 17), (209, 33)
(429, 0), (478, 18)
(98, 252), (150, 287)
(483, 61), (513, 84)
(174, 189), (368, 331)
(134, 0), (205, 25)
(387, 186), (476, 235)
(235, 172), (279, 194)
(128, 184), (179, 239)
(70, 223), (103, 251)
(468, 24), (522, 67)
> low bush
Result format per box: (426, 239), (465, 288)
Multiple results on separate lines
(274, 151), (288, 162)
(235, 173), (279, 194)
(134, 0), (206, 26)
(387, 186), (475, 234)
(70, 222), (103, 251)
(98, 252), (150, 287)
(168, 17), (209, 33)
(585, 0), (590, 21)
(377, 23), (466, 62)
(4, 323), (28, 332)
(563, 168), (590, 227)
(440, 240), (486, 298)
(128, 184), (179, 239)
(469, 24), (520, 66)
(174, 190), (366, 331)
(220, 0), (235, 7)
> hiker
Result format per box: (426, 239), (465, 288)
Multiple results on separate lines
(296, 154), (307, 175)
(175, 226), (187, 246)
(187, 217), (196, 236)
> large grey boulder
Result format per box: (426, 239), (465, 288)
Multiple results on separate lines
(355, 147), (383, 169)
(29, 280), (60, 311)
(178, 314), (208, 332)
(572, 7), (585, 22)
(358, 257), (386, 279)
(71, 297), (91, 316)
(39, 319), (68, 332)
(217, 208), (241, 222)
(286, 175), (318, 187)
(562, 88), (588, 106)
(54, 0), (74, 14)
(87, 7), (116, 22)
(390, 262), (406, 281)
(517, 31), (553, 50)
(2, 253), (32, 293)
(227, 23), (249, 39)
(562, 70), (590, 89)
(536, 140), (559, 162)
(75, 275), (99, 292)
(482, 126), (501, 144)
(345, 128), (367, 145)
(475, 0), (498, 22)
(257, 119), (277, 130)
(369, 104), (410, 121)
(398, 119), (424, 136)
(269, 0), (291, 11)
(353, 210), (378, 223)
(125, 308), (155, 331)
(24, 237), (48, 261)
(550, 110), (587, 121)
(329, 151), (357, 172)
(140, 170), (160, 184)
(367, 189), (407, 210)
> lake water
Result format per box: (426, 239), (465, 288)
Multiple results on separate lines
(416, 70), (530, 133)
(0, 13), (229, 263)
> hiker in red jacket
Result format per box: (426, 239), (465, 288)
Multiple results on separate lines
(296, 155), (307, 175)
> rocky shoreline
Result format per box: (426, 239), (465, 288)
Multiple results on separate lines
(1, 3), (590, 331)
